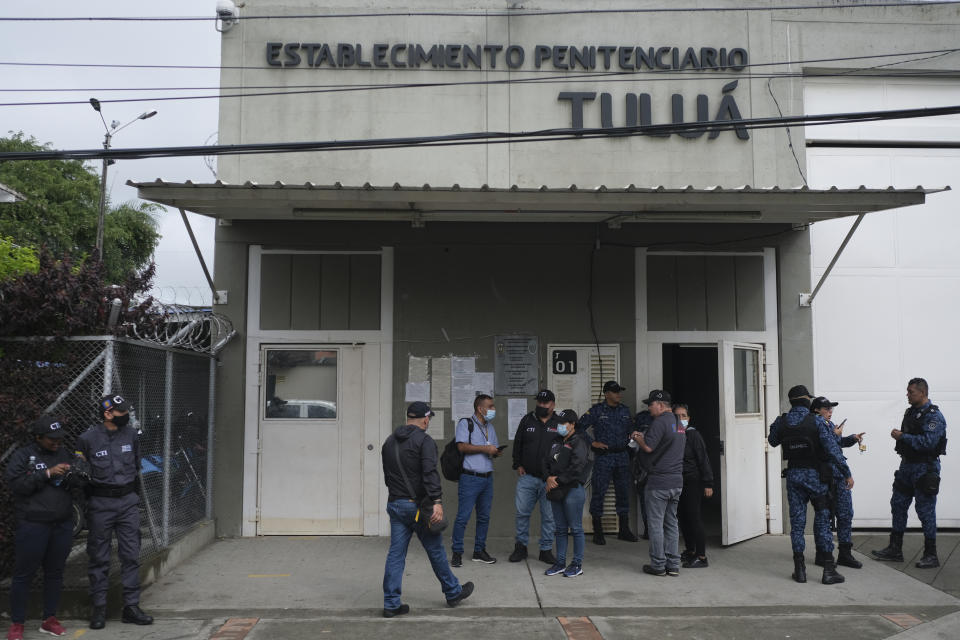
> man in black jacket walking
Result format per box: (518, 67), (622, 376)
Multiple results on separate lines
(509, 389), (559, 564)
(381, 402), (474, 618)
(4, 416), (88, 640)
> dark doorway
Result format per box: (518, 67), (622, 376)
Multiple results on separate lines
(662, 344), (722, 537)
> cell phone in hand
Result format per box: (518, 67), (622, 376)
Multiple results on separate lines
(497, 445), (508, 451)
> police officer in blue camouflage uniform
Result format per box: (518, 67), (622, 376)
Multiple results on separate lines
(768, 385), (853, 585)
(872, 378), (947, 569)
(811, 396), (864, 570)
(76, 395), (153, 629)
(578, 381), (637, 545)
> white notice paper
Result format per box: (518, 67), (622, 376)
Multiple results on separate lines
(507, 398), (527, 441)
(430, 357), (451, 407)
(474, 372), (494, 397)
(554, 377), (575, 411)
(431, 410), (445, 440)
(408, 356), (429, 383)
(405, 381), (430, 403)
(452, 357), (475, 375)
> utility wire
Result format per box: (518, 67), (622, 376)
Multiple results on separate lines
(1, 50), (956, 109)
(1, 104), (958, 163)
(1, 2), (957, 20)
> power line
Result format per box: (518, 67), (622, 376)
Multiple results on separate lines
(1, 2), (957, 21)
(1, 104), (957, 162)
(0, 50), (955, 109)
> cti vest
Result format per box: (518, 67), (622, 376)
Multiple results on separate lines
(782, 414), (828, 469)
(896, 404), (947, 462)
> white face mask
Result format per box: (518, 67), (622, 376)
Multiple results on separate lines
(681, 419), (689, 428)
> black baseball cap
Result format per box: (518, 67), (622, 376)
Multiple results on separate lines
(603, 381), (625, 393)
(787, 385), (812, 400)
(556, 409), (578, 425)
(810, 396), (839, 411)
(535, 389), (556, 403)
(642, 389), (672, 405)
(99, 394), (130, 414)
(31, 416), (66, 439)
(406, 401), (435, 419)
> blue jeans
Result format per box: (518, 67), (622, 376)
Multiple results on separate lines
(9, 519), (73, 623)
(383, 500), (461, 609)
(514, 473), (555, 550)
(452, 474), (494, 554)
(645, 486), (682, 570)
(551, 485), (586, 565)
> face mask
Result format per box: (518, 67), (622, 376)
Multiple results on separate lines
(484, 409), (496, 421)
(534, 406), (551, 418)
(112, 414), (130, 427)
(681, 419), (689, 428)
(557, 424), (569, 437)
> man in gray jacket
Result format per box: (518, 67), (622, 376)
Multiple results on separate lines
(631, 390), (685, 577)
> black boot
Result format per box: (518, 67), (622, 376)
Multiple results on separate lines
(121, 605), (153, 625)
(871, 531), (904, 562)
(916, 538), (940, 569)
(508, 541), (527, 563)
(814, 549), (831, 567)
(792, 552), (806, 583)
(592, 517), (606, 546)
(837, 543), (862, 569)
(617, 513), (638, 542)
(89, 605), (106, 630)
(821, 557), (845, 585)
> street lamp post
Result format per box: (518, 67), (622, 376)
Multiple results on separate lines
(89, 98), (157, 261)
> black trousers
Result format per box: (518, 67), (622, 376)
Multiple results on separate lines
(9, 519), (73, 623)
(678, 477), (706, 557)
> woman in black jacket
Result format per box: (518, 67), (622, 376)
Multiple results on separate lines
(674, 404), (714, 568)
(544, 409), (592, 578)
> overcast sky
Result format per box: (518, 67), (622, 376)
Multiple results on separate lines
(0, 1), (220, 305)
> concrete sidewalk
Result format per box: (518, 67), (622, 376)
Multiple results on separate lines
(6, 533), (959, 639)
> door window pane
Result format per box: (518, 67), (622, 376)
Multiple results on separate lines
(734, 348), (760, 414)
(264, 350), (338, 419)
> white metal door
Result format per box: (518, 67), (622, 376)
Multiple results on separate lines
(257, 345), (363, 535)
(718, 341), (767, 545)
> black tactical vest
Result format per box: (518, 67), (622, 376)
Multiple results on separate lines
(782, 414), (827, 468)
(896, 404), (947, 462)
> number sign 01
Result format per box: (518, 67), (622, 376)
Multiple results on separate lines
(552, 350), (577, 375)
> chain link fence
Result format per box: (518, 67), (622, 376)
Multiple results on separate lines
(0, 336), (216, 581)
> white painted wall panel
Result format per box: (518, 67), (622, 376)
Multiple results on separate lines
(806, 82), (960, 527)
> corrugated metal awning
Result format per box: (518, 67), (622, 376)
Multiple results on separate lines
(0, 182), (25, 204)
(129, 180), (948, 225)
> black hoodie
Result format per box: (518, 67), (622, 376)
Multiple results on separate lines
(381, 423), (443, 504)
(4, 441), (87, 523)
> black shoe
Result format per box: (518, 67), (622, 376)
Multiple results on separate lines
(508, 542), (527, 563)
(684, 556), (709, 569)
(450, 552), (462, 567)
(472, 549), (497, 564)
(383, 604), (410, 618)
(89, 605), (106, 630)
(821, 560), (845, 585)
(837, 543), (862, 569)
(121, 605), (153, 625)
(642, 564), (666, 576)
(916, 539), (939, 569)
(446, 581), (474, 607)
(617, 514), (638, 542)
(665, 566), (680, 577)
(813, 550), (831, 567)
(539, 549), (557, 565)
(792, 552), (807, 584)
(592, 517), (606, 546)
(871, 532), (904, 562)
(680, 550), (696, 562)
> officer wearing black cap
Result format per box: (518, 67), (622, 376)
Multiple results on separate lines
(508, 389), (559, 565)
(4, 417), (88, 640)
(578, 380), (638, 544)
(76, 395), (153, 629)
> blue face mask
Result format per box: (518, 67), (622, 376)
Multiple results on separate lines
(557, 424), (569, 437)
(484, 409), (496, 421)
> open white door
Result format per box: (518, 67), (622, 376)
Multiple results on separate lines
(257, 345), (363, 534)
(718, 341), (767, 545)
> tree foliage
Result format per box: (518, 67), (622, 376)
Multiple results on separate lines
(0, 132), (161, 282)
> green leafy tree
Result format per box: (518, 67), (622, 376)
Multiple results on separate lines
(0, 132), (160, 282)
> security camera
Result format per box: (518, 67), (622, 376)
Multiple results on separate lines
(215, 0), (240, 32)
